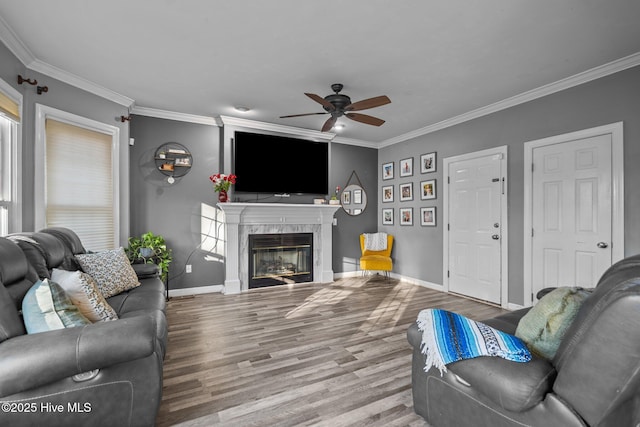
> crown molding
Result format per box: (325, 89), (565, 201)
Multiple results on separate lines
(132, 106), (219, 126)
(0, 14), (36, 66)
(331, 136), (378, 149)
(380, 51), (640, 148)
(218, 115), (335, 141)
(0, 17), (133, 107)
(27, 59), (134, 107)
(2, 10), (638, 148)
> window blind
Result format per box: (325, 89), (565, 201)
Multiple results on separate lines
(45, 119), (115, 251)
(0, 118), (12, 235)
(0, 90), (19, 123)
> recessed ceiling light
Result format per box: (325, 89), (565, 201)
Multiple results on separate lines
(234, 106), (251, 113)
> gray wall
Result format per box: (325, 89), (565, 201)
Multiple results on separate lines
(0, 40), (131, 240)
(130, 117), (379, 290)
(379, 65), (640, 306)
(331, 142), (378, 273)
(129, 115), (223, 290)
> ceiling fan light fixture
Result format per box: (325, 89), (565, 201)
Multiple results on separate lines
(234, 106), (251, 113)
(281, 84), (390, 132)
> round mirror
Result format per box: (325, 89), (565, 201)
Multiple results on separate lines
(341, 184), (367, 216)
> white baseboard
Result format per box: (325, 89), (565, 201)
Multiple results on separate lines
(507, 302), (526, 311)
(333, 270), (361, 279)
(168, 284), (224, 298)
(171, 276), (523, 312)
(333, 271), (444, 291)
(389, 272), (444, 291)
(334, 271), (527, 311)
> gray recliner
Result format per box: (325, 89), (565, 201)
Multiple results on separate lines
(407, 255), (640, 426)
(0, 229), (167, 427)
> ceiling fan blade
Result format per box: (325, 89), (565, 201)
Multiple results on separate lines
(279, 112), (328, 118)
(305, 93), (336, 111)
(345, 95), (391, 112)
(345, 112), (386, 127)
(321, 116), (338, 132)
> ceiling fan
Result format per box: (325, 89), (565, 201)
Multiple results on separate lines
(280, 83), (391, 132)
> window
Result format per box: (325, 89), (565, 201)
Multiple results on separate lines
(0, 80), (22, 235)
(35, 105), (120, 251)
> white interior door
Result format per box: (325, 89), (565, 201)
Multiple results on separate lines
(531, 134), (612, 296)
(447, 151), (504, 304)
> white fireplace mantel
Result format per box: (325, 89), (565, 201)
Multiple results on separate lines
(217, 203), (341, 294)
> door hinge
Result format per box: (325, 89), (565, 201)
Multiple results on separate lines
(448, 176), (450, 184)
(502, 177), (505, 195)
(531, 292), (534, 302)
(448, 223), (450, 231)
(531, 163), (534, 172)
(531, 228), (534, 237)
(447, 270), (450, 278)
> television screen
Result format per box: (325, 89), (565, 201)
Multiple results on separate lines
(234, 131), (328, 194)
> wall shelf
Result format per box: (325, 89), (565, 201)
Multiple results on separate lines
(154, 142), (192, 178)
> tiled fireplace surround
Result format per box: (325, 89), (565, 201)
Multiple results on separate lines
(217, 203), (341, 294)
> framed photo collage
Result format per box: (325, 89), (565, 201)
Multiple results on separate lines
(381, 152), (437, 227)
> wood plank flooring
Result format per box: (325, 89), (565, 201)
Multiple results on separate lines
(156, 276), (506, 426)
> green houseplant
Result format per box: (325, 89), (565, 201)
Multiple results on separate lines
(125, 231), (172, 281)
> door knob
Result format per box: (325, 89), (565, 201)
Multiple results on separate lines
(597, 242), (608, 248)
(491, 234), (500, 240)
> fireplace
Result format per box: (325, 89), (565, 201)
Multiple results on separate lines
(217, 203), (340, 294)
(248, 233), (313, 288)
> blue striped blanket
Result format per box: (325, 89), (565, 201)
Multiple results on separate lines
(416, 309), (531, 375)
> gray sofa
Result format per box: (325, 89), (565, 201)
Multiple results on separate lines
(407, 254), (640, 426)
(0, 228), (167, 427)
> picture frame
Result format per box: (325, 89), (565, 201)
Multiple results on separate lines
(421, 207), (436, 226)
(400, 182), (413, 201)
(420, 179), (436, 200)
(400, 157), (413, 177)
(382, 162), (394, 180)
(400, 207), (413, 226)
(382, 185), (394, 203)
(353, 189), (362, 204)
(420, 152), (436, 173)
(382, 208), (394, 225)
(342, 191), (351, 205)
(174, 157), (191, 167)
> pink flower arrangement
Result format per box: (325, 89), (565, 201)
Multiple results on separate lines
(209, 173), (237, 192)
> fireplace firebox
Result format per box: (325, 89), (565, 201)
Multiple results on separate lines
(248, 233), (313, 288)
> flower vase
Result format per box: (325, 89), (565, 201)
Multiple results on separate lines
(218, 190), (228, 203)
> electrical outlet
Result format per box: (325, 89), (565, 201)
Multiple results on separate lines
(186, 264), (192, 273)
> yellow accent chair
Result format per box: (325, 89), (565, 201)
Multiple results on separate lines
(359, 234), (394, 278)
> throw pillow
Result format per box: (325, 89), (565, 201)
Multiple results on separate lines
(75, 248), (140, 298)
(515, 286), (592, 360)
(22, 279), (91, 334)
(51, 269), (119, 322)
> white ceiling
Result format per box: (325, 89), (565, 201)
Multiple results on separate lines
(1, 1), (640, 145)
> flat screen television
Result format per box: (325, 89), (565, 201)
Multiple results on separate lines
(233, 131), (328, 195)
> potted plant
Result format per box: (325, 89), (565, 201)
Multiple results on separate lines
(125, 231), (172, 281)
(329, 185), (341, 205)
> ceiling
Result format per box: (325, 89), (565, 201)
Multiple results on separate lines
(1, 1), (640, 145)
